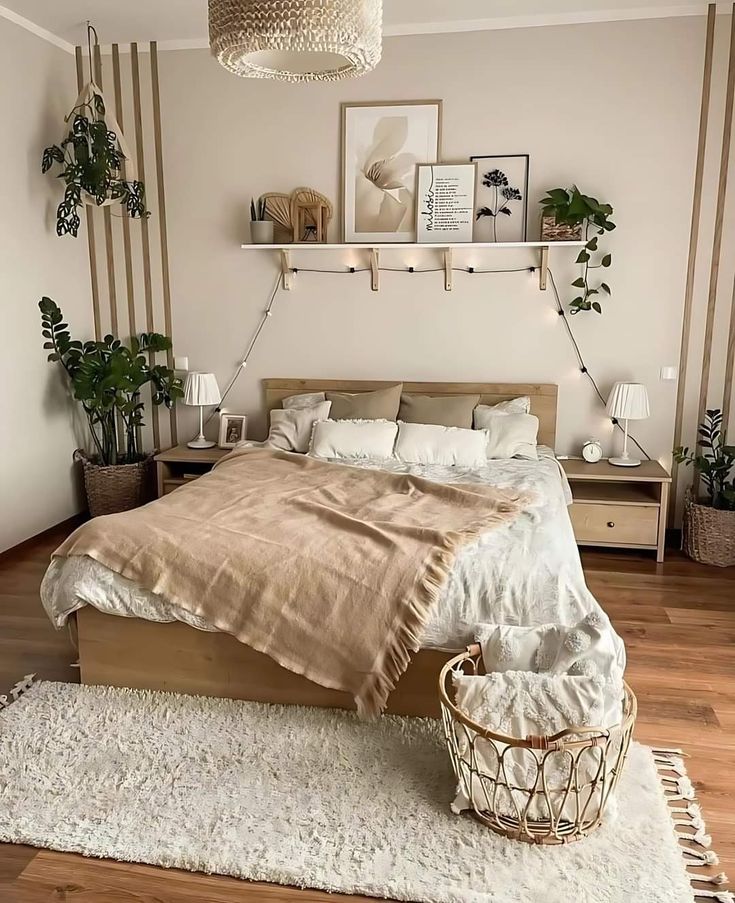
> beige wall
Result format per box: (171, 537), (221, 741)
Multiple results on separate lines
(0, 17), (90, 552)
(156, 18), (704, 469)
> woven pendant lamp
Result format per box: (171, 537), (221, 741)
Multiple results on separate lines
(208, 0), (383, 83)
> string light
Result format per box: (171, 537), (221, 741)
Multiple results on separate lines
(205, 261), (651, 461)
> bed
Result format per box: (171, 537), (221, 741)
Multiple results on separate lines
(40, 380), (611, 717)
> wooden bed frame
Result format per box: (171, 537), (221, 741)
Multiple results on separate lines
(77, 379), (558, 718)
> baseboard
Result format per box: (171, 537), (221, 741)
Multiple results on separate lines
(0, 513), (86, 563)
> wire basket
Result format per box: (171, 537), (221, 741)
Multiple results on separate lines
(439, 645), (637, 844)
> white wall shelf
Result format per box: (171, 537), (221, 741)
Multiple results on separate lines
(239, 241), (586, 292)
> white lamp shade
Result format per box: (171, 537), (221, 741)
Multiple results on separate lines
(184, 372), (221, 407)
(606, 382), (650, 420)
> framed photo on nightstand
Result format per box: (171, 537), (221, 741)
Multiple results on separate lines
(218, 413), (247, 449)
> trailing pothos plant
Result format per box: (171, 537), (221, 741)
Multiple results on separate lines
(674, 409), (735, 511)
(41, 89), (149, 238)
(40, 297), (182, 465)
(540, 187), (615, 315)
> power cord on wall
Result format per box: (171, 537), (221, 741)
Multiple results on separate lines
(204, 261), (651, 461)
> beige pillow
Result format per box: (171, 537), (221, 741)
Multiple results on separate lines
(265, 401), (331, 453)
(326, 384), (402, 421)
(482, 412), (539, 459)
(398, 394), (480, 428)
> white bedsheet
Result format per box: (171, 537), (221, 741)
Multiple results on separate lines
(40, 447), (606, 651)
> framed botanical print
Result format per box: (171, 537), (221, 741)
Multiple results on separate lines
(416, 163), (477, 243)
(218, 413), (247, 449)
(471, 154), (529, 242)
(341, 100), (442, 243)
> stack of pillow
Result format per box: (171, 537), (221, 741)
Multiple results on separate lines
(264, 382), (541, 465)
(451, 611), (626, 821)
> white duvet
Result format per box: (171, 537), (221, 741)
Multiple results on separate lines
(41, 447), (605, 651)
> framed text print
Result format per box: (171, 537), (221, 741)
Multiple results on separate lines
(341, 100), (442, 243)
(416, 163), (477, 243)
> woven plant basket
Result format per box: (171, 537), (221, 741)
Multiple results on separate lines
(540, 215), (583, 242)
(439, 646), (636, 844)
(74, 449), (154, 518)
(682, 490), (735, 567)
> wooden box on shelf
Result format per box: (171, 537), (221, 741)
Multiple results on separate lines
(154, 445), (229, 498)
(560, 459), (671, 562)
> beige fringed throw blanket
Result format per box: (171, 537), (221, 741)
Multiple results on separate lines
(55, 448), (527, 717)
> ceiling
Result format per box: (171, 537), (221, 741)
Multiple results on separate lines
(2, 0), (709, 49)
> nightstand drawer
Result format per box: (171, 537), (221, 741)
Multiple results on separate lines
(569, 502), (658, 546)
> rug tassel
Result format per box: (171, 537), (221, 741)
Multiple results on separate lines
(677, 831), (712, 848)
(675, 816), (705, 830)
(691, 891), (734, 902)
(651, 746), (688, 757)
(692, 874), (730, 887)
(655, 758), (687, 776)
(683, 849), (719, 866)
(0, 674), (35, 710)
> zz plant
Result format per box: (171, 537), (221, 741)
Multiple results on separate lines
(42, 90), (148, 238)
(540, 187), (615, 315)
(674, 409), (735, 511)
(40, 297), (182, 465)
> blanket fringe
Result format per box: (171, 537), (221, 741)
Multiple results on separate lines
(0, 673), (36, 711)
(655, 746), (733, 903)
(356, 497), (527, 719)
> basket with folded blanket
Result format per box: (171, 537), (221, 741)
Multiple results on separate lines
(439, 612), (637, 844)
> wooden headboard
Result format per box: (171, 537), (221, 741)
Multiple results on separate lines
(263, 379), (558, 449)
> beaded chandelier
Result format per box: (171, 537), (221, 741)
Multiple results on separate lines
(208, 0), (383, 83)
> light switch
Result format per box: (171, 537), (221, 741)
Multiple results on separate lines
(660, 366), (677, 381)
(175, 356), (189, 372)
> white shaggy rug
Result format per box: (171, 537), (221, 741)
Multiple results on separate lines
(0, 682), (698, 903)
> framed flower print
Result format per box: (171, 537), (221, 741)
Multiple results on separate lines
(471, 154), (529, 242)
(341, 100), (442, 243)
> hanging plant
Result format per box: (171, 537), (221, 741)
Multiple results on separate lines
(539, 187), (615, 314)
(41, 82), (149, 238)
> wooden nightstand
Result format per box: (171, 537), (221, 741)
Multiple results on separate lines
(560, 459), (671, 562)
(154, 445), (230, 498)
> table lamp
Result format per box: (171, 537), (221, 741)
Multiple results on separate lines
(184, 372), (221, 449)
(606, 382), (649, 466)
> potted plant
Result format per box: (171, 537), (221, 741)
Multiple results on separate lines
(40, 297), (183, 516)
(250, 197), (274, 244)
(41, 83), (148, 238)
(539, 187), (615, 314)
(674, 409), (735, 567)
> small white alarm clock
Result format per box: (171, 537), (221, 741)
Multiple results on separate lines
(581, 439), (603, 463)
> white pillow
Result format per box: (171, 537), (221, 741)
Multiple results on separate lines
(475, 612), (626, 681)
(309, 419), (398, 460)
(394, 422), (487, 467)
(477, 412), (539, 459)
(451, 670), (624, 820)
(265, 401), (331, 453)
(474, 396), (530, 424)
(282, 391), (327, 410)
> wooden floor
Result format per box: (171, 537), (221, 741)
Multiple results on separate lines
(1, 524), (733, 902)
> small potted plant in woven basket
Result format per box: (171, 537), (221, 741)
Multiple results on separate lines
(40, 297), (183, 517)
(674, 409), (735, 567)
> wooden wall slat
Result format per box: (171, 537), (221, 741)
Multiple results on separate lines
(75, 46), (102, 341)
(695, 6), (735, 476)
(723, 275), (735, 433)
(112, 44), (137, 341)
(150, 42), (178, 445)
(93, 43), (120, 339)
(670, 3), (716, 522)
(130, 42), (160, 450)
